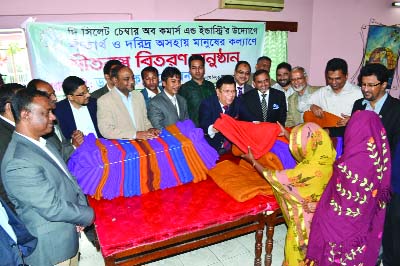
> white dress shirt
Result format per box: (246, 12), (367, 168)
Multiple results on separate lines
(308, 81), (362, 117)
(69, 101), (98, 137)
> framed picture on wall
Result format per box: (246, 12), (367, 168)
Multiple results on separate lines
(363, 25), (400, 90)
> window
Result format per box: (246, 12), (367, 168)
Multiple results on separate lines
(0, 29), (31, 85)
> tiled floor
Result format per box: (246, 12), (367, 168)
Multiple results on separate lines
(79, 223), (287, 266)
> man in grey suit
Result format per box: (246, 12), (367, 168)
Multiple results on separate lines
(27, 79), (78, 161)
(148, 67), (189, 129)
(1, 89), (94, 266)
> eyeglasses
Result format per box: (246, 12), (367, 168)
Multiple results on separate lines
(361, 82), (381, 89)
(72, 88), (90, 97)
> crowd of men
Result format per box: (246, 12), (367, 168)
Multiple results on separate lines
(0, 54), (399, 266)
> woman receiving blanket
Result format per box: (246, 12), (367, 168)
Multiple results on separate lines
(242, 122), (336, 265)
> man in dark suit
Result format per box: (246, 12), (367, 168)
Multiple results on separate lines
(1, 89), (94, 266)
(234, 61), (254, 97)
(54, 76), (102, 143)
(352, 63), (400, 266)
(199, 75), (239, 154)
(148, 67), (189, 129)
(91, 59), (123, 99)
(0, 83), (25, 211)
(0, 196), (37, 266)
(239, 69), (287, 125)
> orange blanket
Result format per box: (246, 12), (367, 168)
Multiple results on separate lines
(213, 114), (281, 159)
(303, 110), (341, 128)
(208, 152), (283, 202)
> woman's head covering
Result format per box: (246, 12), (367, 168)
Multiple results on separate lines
(306, 111), (391, 265)
(266, 122), (336, 261)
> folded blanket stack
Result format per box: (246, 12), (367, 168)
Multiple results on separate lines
(68, 120), (219, 200)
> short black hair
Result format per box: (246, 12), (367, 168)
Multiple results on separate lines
(62, 76), (85, 96)
(234, 61), (251, 72)
(257, 56), (271, 64)
(0, 83), (25, 114)
(141, 66), (159, 80)
(253, 69), (269, 80)
(26, 79), (49, 90)
(216, 75), (235, 90)
(358, 63), (389, 85)
(276, 62), (292, 72)
(11, 89), (48, 123)
(188, 55), (205, 67)
(110, 65), (126, 79)
(103, 59), (123, 75)
(161, 67), (181, 82)
(325, 58), (348, 75)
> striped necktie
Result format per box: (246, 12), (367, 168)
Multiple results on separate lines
(261, 93), (268, 122)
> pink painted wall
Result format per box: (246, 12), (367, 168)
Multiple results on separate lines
(1, 0), (399, 89)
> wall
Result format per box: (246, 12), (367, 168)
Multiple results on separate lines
(310, 0), (400, 90)
(1, 0), (399, 89)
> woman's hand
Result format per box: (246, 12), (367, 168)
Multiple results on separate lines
(277, 121), (289, 140)
(241, 146), (256, 165)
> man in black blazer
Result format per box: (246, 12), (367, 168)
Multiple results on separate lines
(0, 83), (25, 211)
(352, 63), (400, 266)
(199, 75), (239, 154)
(54, 76), (102, 142)
(239, 69), (287, 125)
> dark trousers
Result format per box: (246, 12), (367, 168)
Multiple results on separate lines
(382, 193), (400, 266)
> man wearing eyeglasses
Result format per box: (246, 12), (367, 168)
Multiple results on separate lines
(352, 63), (400, 266)
(233, 61), (254, 97)
(286, 67), (320, 127)
(54, 76), (102, 144)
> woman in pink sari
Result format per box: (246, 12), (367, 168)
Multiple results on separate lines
(305, 111), (391, 265)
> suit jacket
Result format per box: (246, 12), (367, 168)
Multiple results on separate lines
(239, 88), (287, 125)
(90, 85), (109, 99)
(0, 197), (37, 266)
(43, 122), (74, 162)
(140, 87), (164, 108)
(0, 118), (15, 211)
(1, 133), (94, 266)
(241, 83), (254, 95)
(352, 95), (400, 154)
(54, 98), (102, 139)
(199, 94), (239, 151)
(148, 91), (189, 129)
(97, 88), (153, 139)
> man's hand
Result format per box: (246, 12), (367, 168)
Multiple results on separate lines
(148, 128), (161, 137)
(76, 226), (85, 232)
(71, 130), (84, 147)
(136, 130), (158, 140)
(336, 113), (350, 127)
(310, 104), (324, 118)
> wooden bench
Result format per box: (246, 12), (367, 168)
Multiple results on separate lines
(89, 178), (284, 266)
